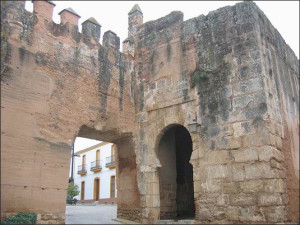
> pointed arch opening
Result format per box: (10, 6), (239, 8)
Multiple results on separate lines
(157, 124), (195, 220)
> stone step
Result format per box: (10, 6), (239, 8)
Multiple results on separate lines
(156, 220), (194, 224)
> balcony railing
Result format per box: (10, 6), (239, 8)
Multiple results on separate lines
(105, 155), (116, 169)
(77, 164), (87, 175)
(90, 160), (102, 172)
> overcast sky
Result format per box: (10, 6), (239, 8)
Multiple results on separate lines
(25, 1), (299, 151)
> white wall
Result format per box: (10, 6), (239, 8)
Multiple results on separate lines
(72, 143), (117, 200)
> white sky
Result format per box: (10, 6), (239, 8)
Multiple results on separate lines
(74, 137), (102, 153)
(25, 1), (299, 151)
(25, 1), (299, 58)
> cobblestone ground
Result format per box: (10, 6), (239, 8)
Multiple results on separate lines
(65, 204), (121, 224)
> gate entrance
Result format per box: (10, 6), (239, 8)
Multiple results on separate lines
(158, 125), (195, 220)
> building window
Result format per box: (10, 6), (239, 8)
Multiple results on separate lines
(111, 144), (115, 157)
(105, 145), (116, 169)
(82, 155), (86, 170)
(81, 181), (85, 200)
(110, 176), (116, 198)
(96, 150), (100, 161)
(78, 154), (87, 175)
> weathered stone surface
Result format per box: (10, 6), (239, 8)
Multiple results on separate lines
(240, 180), (264, 193)
(223, 182), (241, 194)
(229, 194), (256, 206)
(258, 146), (284, 162)
(1, 0), (298, 224)
(263, 179), (286, 193)
(216, 194), (229, 207)
(261, 206), (287, 222)
(197, 208), (212, 221)
(200, 179), (222, 193)
(225, 206), (240, 221)
(258, 193), (283, 206)
(245, 162), (278, 180)
(232, 147), (258, 162)
(239, 206), (265, 222)
(207, 165), (230, 179)
(231, 163), (246, 182)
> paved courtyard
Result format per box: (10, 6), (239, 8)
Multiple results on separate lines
(65, 204), (121, 224)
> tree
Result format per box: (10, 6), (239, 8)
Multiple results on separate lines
(67, 183), (80, 200)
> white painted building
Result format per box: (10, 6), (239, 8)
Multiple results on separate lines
(72, 142), (117, 204)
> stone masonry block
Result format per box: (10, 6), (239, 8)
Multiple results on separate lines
(197, 194), (218, 205)
(233, 121), (254, 137)
(240, 180), (264, 193)
(258, 193), (283, 206)
(229, 194), (256, 206)
(242, 132), (271, 147)
(275, 136), (282, 150)
(233, 95), (253, 109)
(212, 207), (226, 220)
(223, 182), (241, 194)
(233, 77), (264, 96)
(263, 179), (286, 193)
(218, 137), (242, 150)
(245, 162), (278, 180)
(231, 163), (245, 181)
(193, 166), (208, 181)
(198, 208), (213, 221)
(232, 147), (258, 162)
(207, 165), (230, 179)
(216, 194), (229, 206)
(262, 206), (287, 222)
(270, 159), (283, 170)
(258, 146), (284, 162)
(225, 206), (240, 221)
(239, 206), (265, 222)
(204, 150), (231, 165)
(200, 179), (222, 193)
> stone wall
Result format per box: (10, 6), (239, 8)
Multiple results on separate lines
(132, 1), (298, 223)
(1, 0), (138, 222)
(1, 0), (298, 224)
(256, 6), (299, 222)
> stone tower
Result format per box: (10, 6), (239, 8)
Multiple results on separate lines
(128, 4), (143, 37)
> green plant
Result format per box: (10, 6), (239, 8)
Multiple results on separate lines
(2, 213), (37, 224)
(67, 182), (80, 199)
(74, 47), (80, 60)
(193, 70), (208, 84)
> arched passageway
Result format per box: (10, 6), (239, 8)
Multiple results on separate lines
(158, 125), (195, 220)
(71, 125), (140, 220)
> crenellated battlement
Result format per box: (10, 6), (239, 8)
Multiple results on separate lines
(58, 7), (80, 26)
(2, 0), (142, 55)
(103, 30), (120, 50)
(82, 17), (101, 41)
(32, 0), (55, 21)
(1, 0), (125, 54)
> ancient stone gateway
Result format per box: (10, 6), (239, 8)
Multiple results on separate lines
(1, 1), (299, 224)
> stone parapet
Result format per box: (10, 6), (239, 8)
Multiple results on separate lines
(103, 30), (120, 50)
(33, 0), (55, 21)
(58, 7), (80, 26)
(82, 17), (101, 41)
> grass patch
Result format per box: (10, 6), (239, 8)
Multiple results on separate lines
(2, 213), (37, 224)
